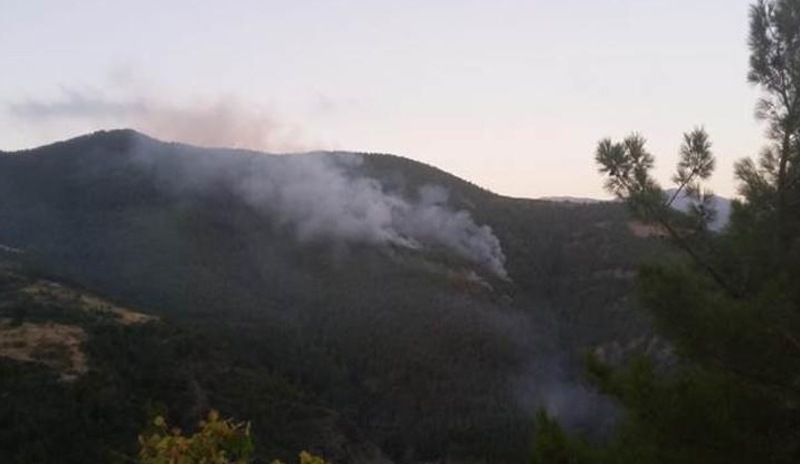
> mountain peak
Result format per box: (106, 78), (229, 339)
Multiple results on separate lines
(62, 128), (157, 147)
(3, 128), (155, 156)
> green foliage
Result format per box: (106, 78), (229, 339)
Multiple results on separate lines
(272, 450), (330, 464)
(742, 0), (800, 250)
(747, 0), (800, 130)
(138, 411), (254, 464)
(550, 1), (800, 463)
(136, 412), (330, 464)
(595, 134), (662, 221)
(596, 128), (716, 225)
(530, 411), (598, 464)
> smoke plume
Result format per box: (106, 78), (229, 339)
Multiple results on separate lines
(7, 80), (507, 276)
(8, 86), (306, 152)
(240, 154), (508, 278)
(129, 135), (508, 278)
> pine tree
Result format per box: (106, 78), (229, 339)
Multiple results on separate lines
(532, 2), (800, 463)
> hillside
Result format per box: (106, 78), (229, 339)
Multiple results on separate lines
(0, 249), (385, 463)
(0, 130), (669, 463)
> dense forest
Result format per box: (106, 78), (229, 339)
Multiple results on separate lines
(0, 132), (668, 462)
(2, 1), (796, 463)
(0, 130), (663, 463)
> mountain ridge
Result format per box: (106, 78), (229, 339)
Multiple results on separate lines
(0, 129), (668, 463)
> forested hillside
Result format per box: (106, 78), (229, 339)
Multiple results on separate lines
(0, 130), (667, 463)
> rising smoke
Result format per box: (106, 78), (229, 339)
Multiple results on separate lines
(10, 82), (509, 277)
(131, 136), (509, 279)
(8, 85), (307, 152)
(9, 82), (509, 276)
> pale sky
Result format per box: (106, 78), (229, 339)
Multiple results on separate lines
(1, 0), (766, 199)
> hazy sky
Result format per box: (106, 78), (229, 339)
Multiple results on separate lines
(1, 0), (766, 199)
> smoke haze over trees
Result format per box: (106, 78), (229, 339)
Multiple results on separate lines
(0, 128), (667, 463)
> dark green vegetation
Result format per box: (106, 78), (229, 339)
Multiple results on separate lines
(0, 259), (334, 463)
(0, 126), (665, 462)
(534, 1), (800, 462)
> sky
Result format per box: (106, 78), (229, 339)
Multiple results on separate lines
(0, 0), (767, 199)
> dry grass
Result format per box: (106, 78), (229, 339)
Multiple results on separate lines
(19, 280), (155, 325)
(0, 319), (88, 381)
(0, 271), (156, 380)
(628, 220), (669, 238)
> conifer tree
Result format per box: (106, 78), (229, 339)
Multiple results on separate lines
(533, 2), (800, 463)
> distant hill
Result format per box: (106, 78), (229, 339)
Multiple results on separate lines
(0, 130), (670, 463)
(664, 188), (732, 231)
(543, 192), (732, 231)
(539, 196), (606, 204)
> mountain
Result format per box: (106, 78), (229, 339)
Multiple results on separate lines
(0, 130), (669, 463)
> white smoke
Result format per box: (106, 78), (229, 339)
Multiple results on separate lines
(8, 85), (308, 153)
(10, 81), (509, 277)
(124, 130), (508, 278)
(235, 152), (509, 279)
